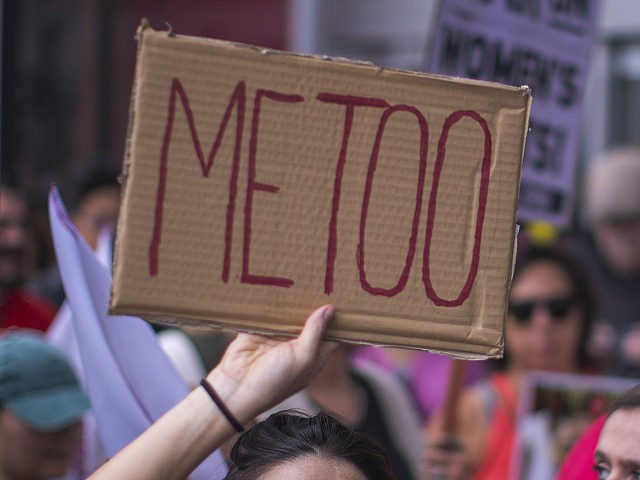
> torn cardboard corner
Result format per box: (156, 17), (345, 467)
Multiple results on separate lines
(110, 23), (531, 358)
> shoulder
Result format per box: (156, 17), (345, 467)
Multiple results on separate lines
(455, 373), (515, 431)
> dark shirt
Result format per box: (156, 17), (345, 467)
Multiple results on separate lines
(569, 232), (640, 375)
(352, 371), (414, 480)
(570, 233), (640, 332)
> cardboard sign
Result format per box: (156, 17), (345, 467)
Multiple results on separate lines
(110, 22), (531, 358)
(428, 0), (597, 227)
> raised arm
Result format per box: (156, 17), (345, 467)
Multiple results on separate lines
(89, 305), (337, 480)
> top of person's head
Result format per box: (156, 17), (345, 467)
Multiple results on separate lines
(0, 181), (25, 204)
(0, 331), (90, 432)
(608, 384), (640, 416)
(63, 159), (121, 214)
(513, 243), (594, 310)
(511, 242), (595, 368)
(583, 146), (640, 226)
(224, 410), (396, 480)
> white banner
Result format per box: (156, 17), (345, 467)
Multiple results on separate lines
(48, 187), (227, 479)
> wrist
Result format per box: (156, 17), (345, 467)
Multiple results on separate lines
(200, 378), (244, 433)
(204, 368), (255, 428)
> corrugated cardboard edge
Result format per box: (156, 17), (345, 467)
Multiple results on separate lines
(139, 313), (496, 360)
(133, 20), (532, 95)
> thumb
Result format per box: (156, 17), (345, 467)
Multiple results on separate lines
(296, 305), (335, 355)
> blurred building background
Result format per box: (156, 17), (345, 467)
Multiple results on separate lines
(2, 0), (639, 228)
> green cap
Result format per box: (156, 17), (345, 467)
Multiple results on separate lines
(0, 332), (90, 432)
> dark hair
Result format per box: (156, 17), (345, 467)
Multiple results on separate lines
(224, 410), (396, 480)
(508, 244), (595, 369)
(63, 159), (121, 213)
(608, 384), (640, 415)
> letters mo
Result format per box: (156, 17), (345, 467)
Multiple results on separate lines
(148, 78), (492, 308)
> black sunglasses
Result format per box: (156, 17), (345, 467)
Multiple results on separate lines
(508, 296), (576, 324)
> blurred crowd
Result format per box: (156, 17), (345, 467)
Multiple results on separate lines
(1, 143), (639, 479)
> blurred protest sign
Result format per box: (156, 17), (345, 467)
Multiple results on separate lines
(515, 371), (636, 478)
(428, 0), (598, 227)
(110, 22), (530, 358)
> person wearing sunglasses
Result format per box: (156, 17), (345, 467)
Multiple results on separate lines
(425, 244), (595, 480)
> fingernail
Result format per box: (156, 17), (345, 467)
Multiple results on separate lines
(322, 305), (335, 321)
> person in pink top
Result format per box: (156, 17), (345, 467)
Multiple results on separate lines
(556, 382), (640, 480)
(351, 347), (488, 424)
(555, 415), (605, 480)
(425, 244), (596, 480)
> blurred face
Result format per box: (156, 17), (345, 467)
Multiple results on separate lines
(258, 456), (367, 480)
(595, 218), (640, 278)
(506, 260), (583, 372)
(0, 188), (29, 292)
(594, 408), (640, 480)
(73, 185), (120, 249)
(0, 408), (82, 480)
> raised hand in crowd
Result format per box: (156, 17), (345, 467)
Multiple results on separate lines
(88, 305), (338, 480)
